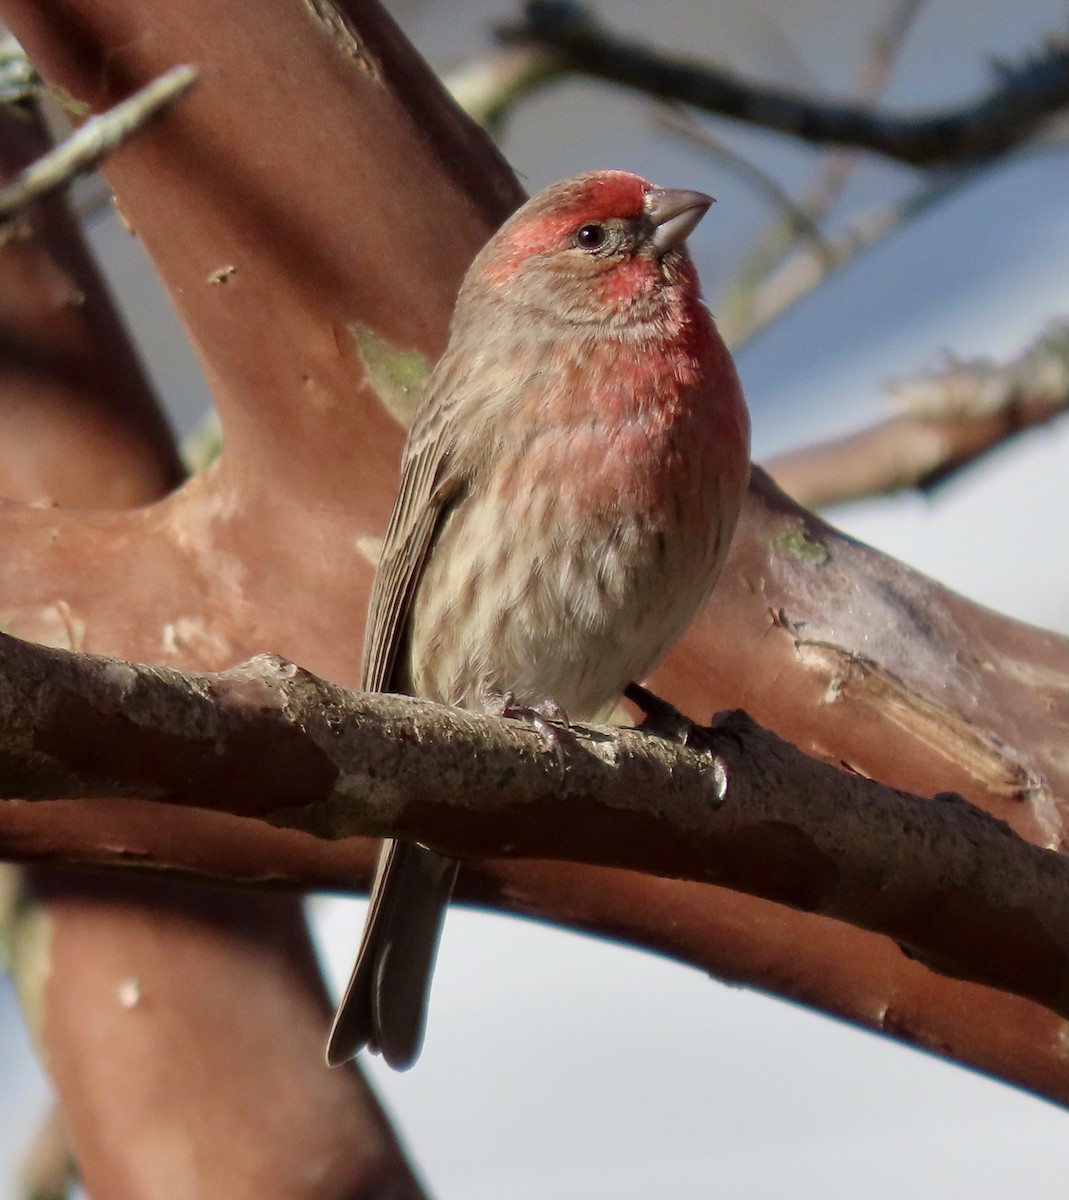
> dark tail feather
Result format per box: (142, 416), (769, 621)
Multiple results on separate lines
(326, 839), (458, 1070)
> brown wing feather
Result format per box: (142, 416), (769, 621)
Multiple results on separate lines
(327, 372), (471, 1068)
(361, 384), (465, 694)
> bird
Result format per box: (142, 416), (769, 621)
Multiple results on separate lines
(326, 170), (751, 1069)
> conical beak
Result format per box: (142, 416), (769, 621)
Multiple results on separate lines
(645, 187), (714, 255)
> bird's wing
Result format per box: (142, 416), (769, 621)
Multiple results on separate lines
(361, 386), (465, 694)
(327, 378), (469, 1069)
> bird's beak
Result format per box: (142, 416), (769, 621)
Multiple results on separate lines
(645, 187), (714, 256)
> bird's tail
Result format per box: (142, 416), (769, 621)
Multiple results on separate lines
(326, 839), (459, 1070)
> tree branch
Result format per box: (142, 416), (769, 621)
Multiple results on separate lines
(497, 1), (1069, 167)
(0, 63), (196, 224)
(766, 321), (1069, 509)
(1, 632), (1065, 1023)
(2, 0), (1065, 1120)
(17, 1104), (76, 1200)
(0, 33), (42, 104)
(717, 167), (982, 344)
(0, 10), (431, 1193)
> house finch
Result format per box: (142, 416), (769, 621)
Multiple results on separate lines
(327, 170), (750, 1069)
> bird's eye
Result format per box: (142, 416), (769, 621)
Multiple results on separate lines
(575, 223), (607, 250)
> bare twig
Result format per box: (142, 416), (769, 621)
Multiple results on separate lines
(0, 34), (41, 104)
(0, 632), (1066, 1021)
(719, 0), (928, 337)
(766, 321), (1069, 508)
(718, 166), (979, 344)
(499, 2), (1069, 167)
(652, 105), (834, 263)
(804, 0), (929, 217)
(0, 63), (197, 223)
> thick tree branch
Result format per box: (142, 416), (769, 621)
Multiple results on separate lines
(498, 3), (1069, 167)
(1, 632), (1065, 1023)
(0, 98), (184, 506)
(767, 321), (1069, 509)
(0, 21), (428, 1197)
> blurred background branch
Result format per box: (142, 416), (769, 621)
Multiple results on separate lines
(766, 319), (1069, 508)
(0, 56), (196, 224)
(494, 1), (1069, 166)
(444, 1), (1069, 349)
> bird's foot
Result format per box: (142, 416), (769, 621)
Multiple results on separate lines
(483, 691), (571, 766)
(626, 685), (729, 794)
(624, 682), (698, 746)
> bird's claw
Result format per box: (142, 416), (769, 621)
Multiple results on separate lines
(625, 682), (698, 745)
(485, 691), (571, 768)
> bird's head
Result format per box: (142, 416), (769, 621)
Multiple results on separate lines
(461, 171), (712, 330)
